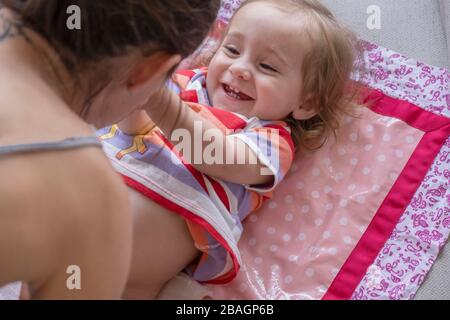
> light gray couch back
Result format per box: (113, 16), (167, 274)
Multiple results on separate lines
(321, 0), (449, 69)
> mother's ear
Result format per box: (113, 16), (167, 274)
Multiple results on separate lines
(126, 52), (181, 104)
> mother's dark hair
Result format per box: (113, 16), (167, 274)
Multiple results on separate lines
(2, 0), (220, 72)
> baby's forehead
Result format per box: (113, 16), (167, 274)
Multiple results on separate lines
(225, 5), (312, 60)
(228, 2), (310, 40)
(232, 2), (303, 23)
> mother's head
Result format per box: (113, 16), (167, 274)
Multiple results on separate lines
(3, 0), (219, 127)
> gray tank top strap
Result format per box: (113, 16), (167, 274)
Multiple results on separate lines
(0, 136), (102, 156)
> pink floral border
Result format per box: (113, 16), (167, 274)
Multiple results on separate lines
(217, 0), (243, 22)
(351, 43), (449, 300)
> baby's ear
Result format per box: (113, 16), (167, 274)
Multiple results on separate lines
(292, 95), (318, 120)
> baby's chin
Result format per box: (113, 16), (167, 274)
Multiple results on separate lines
(211, 95), (254, 117)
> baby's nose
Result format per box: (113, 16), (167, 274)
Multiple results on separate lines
(229, 64), (251, 81)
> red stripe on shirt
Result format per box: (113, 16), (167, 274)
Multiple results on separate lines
(264, 124), (296, 155)
(206, 176), (231, 212)
(205, 106), (248, 130)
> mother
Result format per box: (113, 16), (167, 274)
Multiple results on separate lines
(0, 0), (218, 299)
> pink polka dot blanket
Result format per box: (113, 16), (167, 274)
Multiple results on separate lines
(158, 1), (450, 300)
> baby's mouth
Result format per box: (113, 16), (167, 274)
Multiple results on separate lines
(222, 84), (254, 101)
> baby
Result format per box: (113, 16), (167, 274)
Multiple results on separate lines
(99, 0), (361, 299)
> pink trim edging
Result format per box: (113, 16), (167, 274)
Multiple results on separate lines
(323, 89), (450, 300)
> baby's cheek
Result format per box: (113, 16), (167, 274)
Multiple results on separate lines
(265, 89), (285, 107)
(205, 78), (217, 104)
(263, 93), (292, 119)
(255, 99), (277, 120)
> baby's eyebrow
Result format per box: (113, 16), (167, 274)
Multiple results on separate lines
(224, 32), (244, 41)
(224, 32), (289, 67)
(263, 46), (289, 67)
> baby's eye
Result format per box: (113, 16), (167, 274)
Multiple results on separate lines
(260, 63), (278, 73)
(224, 46), (240, 55)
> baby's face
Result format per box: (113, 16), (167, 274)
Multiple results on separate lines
(206, 2), (308, 120)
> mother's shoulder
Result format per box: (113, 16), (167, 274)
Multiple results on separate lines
(0, 68), (129, 219)
(0, 140), (126, 207)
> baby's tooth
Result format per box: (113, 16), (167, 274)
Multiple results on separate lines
(229, 86), (240, 94)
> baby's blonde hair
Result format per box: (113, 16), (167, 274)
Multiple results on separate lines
(217, 0), (366, 151)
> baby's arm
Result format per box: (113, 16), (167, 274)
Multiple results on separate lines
(123, 88), (273, 186)
(118, 109), (156, 136)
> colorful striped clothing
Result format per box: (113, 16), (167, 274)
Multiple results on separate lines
(98, 68), (295, 284)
